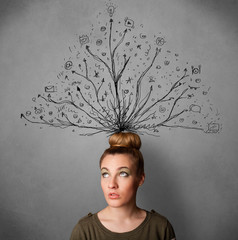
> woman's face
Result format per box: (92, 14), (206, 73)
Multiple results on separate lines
(100, 154), (144, 209)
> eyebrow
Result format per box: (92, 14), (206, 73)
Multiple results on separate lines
(101, 166), (130, 171)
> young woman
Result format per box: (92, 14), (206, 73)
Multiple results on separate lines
(70, 132), (176, 240)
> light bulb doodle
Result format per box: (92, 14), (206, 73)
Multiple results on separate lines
(107, 5), (115, 17)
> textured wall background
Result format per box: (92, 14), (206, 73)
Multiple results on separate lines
(0, 0), (238, 239)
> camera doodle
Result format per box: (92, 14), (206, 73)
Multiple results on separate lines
(21, 3), (221, 136)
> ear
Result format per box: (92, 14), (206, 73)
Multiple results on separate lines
(138, 173), (145, 186)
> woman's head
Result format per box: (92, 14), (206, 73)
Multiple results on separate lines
(100, 132), (144, 178)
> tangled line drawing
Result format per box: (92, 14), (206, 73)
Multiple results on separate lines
(21, 3), (221, 136)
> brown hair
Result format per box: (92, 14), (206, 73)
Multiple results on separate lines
(100, 132), (144, 177)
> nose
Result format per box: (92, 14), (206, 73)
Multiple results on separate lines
(108, 176), (118, 189)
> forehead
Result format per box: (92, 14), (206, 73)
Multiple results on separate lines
(101, 154), (135, 169)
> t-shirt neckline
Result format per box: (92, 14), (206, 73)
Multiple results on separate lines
(94, 210), (151, 238)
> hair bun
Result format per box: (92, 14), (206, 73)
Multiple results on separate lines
(109, 132), (141, 150)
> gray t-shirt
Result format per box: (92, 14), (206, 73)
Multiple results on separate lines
(70, 210), (176, 240)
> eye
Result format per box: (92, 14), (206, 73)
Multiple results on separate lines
(102, 172), (109, 178)
(120, 171), (129, 177)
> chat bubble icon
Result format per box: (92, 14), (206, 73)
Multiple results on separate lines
(189, 104), (201, 113)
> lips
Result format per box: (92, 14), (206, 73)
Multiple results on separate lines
(108, 193), (120, 199)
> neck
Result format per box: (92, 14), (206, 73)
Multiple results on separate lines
(104, 204), (142, 220)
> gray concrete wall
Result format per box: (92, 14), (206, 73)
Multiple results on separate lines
(0, 0), (238, 239)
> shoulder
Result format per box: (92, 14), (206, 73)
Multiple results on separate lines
(70, 213), (95, 240)
(76, 212), (94, 227)
(71, 213), (94, 233)
(149, 209), (169, 222)
(148, 210), (176, 238)
(148, 210), (175, 230)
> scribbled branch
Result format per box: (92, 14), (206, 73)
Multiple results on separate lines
(126, 47), (160, 123)
(86, 45), (113, 80)
(134, 68), (189, 123)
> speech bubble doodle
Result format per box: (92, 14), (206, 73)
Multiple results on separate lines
(189, 104), (201, 113)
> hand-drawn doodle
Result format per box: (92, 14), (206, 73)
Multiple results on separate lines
(79, 35), (89, 46)
(64, 61), (73, 70)
(45, 85), (57, 93)
(26, 111), (31, 116)
(189, 104), (201, 113)
(191, 65), (201, 74)
(96, 39), (103, 46)
(107, 5), (116, 17)
(100, 26), (106, 32)
(207, 122), (220, 133)
(156, 37), (166, 46)
(140, 33), (146, 39)
(124, 17), (134, 28)
(21, 3), (221, 136)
